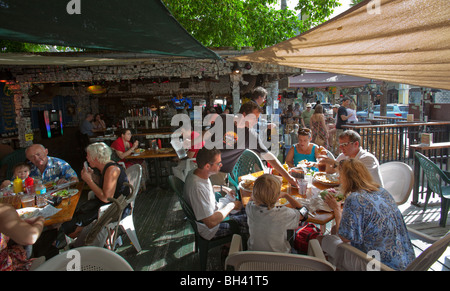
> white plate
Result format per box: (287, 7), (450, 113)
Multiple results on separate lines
(275, 197), (289, 207)
(16, 207), (40, 219)
(52, 188), (78, 199)
(238, 180), (254, 192)
(313, 173), (340, 186)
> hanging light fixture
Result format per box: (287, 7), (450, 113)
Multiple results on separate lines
(231, 62), (241, 74)
(87, 84), (106, 94)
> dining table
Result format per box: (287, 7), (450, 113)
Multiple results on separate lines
(125, 148), (177, 187)
(238, 171), (338, 232)
(43, 182), (84, 226)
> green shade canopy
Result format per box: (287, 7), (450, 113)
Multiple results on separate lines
(0, 0), (220, 59)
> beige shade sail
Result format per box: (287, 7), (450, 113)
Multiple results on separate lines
(233, 0), (450, 90)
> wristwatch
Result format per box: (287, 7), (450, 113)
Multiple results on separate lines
(297, 206), (309, 222)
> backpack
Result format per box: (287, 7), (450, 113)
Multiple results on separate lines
(293, 223), (322, 254)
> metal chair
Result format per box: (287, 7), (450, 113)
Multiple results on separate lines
(228, 150), (265, 193)
(33, 246), (133, 271)
(380, 161), (414, 205)
(415, 152), (450, 227)
(225, 234), (335, 271)
(335, 231), (450, 271)
(168, 175), (239, 271)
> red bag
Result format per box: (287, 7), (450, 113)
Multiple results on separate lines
(293, 223), (321, 254)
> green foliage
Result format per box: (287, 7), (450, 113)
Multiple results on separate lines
(163, 0), (303, 50)
(294, 0), (342, 30)
(163, 0), (342, 50)
(0, 40), (84, 53)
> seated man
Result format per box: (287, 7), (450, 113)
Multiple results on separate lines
(319, 130), (384, 187)
(26, 144), (78, 185)
(183, 147), (248, 240)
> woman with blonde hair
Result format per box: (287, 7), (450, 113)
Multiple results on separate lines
(347, 101), (358, 123)
(246, 174), (308, 253)
(310, 104), (329, 149)
(321, 159), (415, 270)
(58, 142), (130, 242)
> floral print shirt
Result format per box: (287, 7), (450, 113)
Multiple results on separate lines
(29, 156), (78, 184)
(339, 188), (416, 270)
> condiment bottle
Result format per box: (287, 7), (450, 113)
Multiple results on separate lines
(13, 176), (23, 193)
(25, 177), (34, 195)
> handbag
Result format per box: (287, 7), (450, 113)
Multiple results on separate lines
(293, 223), (322, 254)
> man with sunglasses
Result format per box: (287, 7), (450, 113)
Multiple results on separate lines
(319, 130), (384, 187)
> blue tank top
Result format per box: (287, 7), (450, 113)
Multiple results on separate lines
(293, 144), (317, 165)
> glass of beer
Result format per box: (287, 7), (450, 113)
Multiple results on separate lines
(21, 194), (36, 208)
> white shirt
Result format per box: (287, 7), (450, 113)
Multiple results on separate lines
(336, 148), (384, 187)
(246, 201), (301, 253)
(183, 171), (234, 240)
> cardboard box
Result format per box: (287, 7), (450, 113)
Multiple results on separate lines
(421, 133), (433, 146)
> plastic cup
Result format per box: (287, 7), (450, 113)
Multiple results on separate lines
(36, 194), (47, 208)
(297, 179), (308, 198)
(21, 194), (36, 208)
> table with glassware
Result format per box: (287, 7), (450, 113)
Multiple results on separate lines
(238, 168), (341, 232)
(1, 181), (84, 226)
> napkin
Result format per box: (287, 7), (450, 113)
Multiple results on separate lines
(39, 205), (62, 218)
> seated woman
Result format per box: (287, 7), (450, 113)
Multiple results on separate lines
(321, 159), (415, 270)
(59, 142), (130, 240)
(110, 128), (139, 168)
(92, 114), (106, 132)
(0, 203), (45, 270)
(285, 128), (322, 168)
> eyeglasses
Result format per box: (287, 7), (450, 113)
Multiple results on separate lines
(209, 161), (223, 167)
(338, 141), (355, 148)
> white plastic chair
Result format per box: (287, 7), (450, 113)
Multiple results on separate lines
(380, 161), (414, 205)
(225, 234), (335, 271)
(335, 231), (450, 271)
(33, 246), (133, 271)
(98, 164), (143, 252)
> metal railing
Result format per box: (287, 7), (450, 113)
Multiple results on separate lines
(343, 121), (450, 164)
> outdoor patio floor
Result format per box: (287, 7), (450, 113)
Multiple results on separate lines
(113, 184), (450, 271)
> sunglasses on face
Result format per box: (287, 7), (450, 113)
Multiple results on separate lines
(338, 141), (356, 148)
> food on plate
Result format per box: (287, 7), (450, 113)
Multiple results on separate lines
(278, 198), (287, 205)
(297, 159), (315, 168)
(134, 148), (145, 154)
(320, 188), (345, 202)
(16, 207), (39, 219)
(52, 188), (77, 198)
(314, 172), (340, 185)
(241, 180), (255, 190)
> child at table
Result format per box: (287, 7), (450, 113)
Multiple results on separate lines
(245, 174), (308, 253)
(0, 162), (31, 189)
